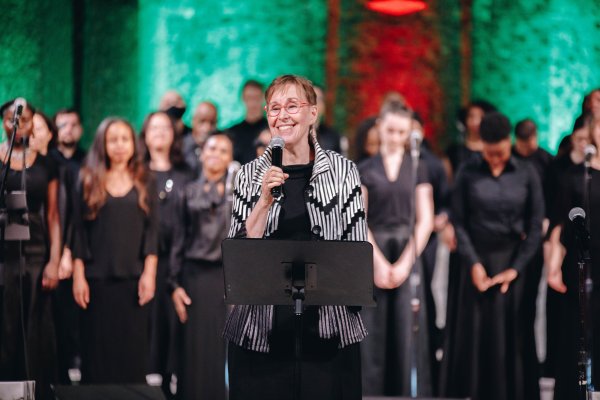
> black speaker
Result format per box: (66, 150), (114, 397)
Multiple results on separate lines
(53, 384), (166, 400)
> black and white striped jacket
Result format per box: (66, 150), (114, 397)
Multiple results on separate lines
(223, 136), (368, 353)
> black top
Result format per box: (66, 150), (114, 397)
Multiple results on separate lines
(316, 123), (342, 153)
(358, 154), (427, 230)
(445, 142), (481, 175)
(1, 154), (58, 254)
(451, 156), (544, 273)
(153, 168), (193, 256)
(546, 153), (578, 225)
(555, 165), (600, 290)
(421, 145), (450, 215)
(181, 134), (202, 174)
(270, 163), (314, 240)
(512, 146), (553, 209)
(48, 146), (87, 170)
(169, 173), (231, 291)
(227, 117), (268, 165)
(72, 183), (159, 279)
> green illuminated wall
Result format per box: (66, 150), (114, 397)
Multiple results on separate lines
(471, 0), (600, 152)
(137, 0), (328, 131)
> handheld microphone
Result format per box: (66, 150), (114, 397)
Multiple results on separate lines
(11, 98), (27, 127)
(410, 129), (423, 159)
(584, 144), (597, 168)
(270, 137), (285, 198)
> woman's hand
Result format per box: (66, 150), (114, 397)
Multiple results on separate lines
(490, 268), (519, 294)
(72, 260), (90, 309)
(42, 260), (59, 290)
(471, 263), (492, 292)
(172, 287), (192, 323)
(390, 257), (412, 287)
(138, 270), (156, 306)
(260, 166), (288, 205)
(547, 266), (567, 294)
(58, 247), (73, 280)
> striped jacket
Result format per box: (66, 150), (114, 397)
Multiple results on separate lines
(223, 137), (368, 353)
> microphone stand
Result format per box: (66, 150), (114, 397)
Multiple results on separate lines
(408, 141), (421, 398)
(579, 158), (594, 398)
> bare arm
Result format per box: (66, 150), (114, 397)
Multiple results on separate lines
(42, 179), (61, 290)
(546, 225), (567, 293)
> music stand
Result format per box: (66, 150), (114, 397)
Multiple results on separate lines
(222, 238), (375, 400)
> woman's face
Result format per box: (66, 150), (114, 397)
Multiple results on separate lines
(571, 127), (590, 157)
(266, 84), (317, 150)
(466, 106), (484, 137)
(3, 106), (34, 143)
(201, 135), (233, 175)
(590, 119), (600, 149)
(144, 113), (174, 152)
(30, 113), (53, 153)
(105, 121), (135, 166)
(364, 126), (380, 157)
(482, 138), (511, 171)
(378, 113), (411, 153)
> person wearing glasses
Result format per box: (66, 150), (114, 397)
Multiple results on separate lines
(224, 75), (368, 400)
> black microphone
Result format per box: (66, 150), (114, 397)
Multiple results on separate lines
(584, 144), (597, 168)
(569, 207), (590, 249)
(270, 137), (285, 198)
(410, 129), (423, 159)
(11, 97), (27, 127)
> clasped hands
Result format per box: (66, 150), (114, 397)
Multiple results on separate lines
(471, 263), (518, 294)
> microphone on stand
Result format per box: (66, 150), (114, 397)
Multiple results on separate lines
(584, 144), (597, 168)
(225, 160), (241, 198)
(569, 207), (590, 251)
(11, 98), (27, 128)
(410, 129), (423, 160)
(270, 137), (285, 198)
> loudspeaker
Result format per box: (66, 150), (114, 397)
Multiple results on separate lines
(53, 384), (166, 400)
(0, 381), (35, 400)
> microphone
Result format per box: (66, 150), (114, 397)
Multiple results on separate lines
(11, 98), (27, 127)
(270, 137), (285, 198)
(569, 207), (590, 249)
(410, 129), (423, 159)
(225, 160), (241, 197)
(584, 144), (597, 167)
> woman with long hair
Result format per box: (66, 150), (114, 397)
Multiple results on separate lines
(72, 117), (158, 383)
(138, 111), (192, 397)
(358, 101), (434, 396)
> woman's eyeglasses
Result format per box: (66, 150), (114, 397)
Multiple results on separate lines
(265, 102), (310, 117)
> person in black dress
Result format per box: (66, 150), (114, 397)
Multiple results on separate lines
(352, 117), (379, 164)
(546, 114), (600, 399)
(169, 133), (235, 400)
(443, 112), (544, 400)
(358, 101), (434, 396)
(0, 99), (61, 399)
(72, 117), (158, 384)
(225, 75), (368, 400)
(139, 111), (192, 397)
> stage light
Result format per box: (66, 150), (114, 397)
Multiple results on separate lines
(366, 0), (427, 16)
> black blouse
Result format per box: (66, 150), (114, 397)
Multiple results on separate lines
(451, 156), (544, 273)
(72, 182), (158, 279)
(358, 153), (427, 230)
(1, 154), (57, 254)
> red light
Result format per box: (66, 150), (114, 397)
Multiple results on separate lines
(366, 0), (427, 16)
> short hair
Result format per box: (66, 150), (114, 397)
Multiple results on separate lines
(53, 108), (81, 124)
(379, 100), (413, 120)
(515, 118), (537, 140)
(480, 112), (511, 143)
(265, 75), (317, 105)
(242, 80), (264, 93)
(469, 99), (497, 114)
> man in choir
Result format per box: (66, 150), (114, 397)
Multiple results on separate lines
(182, 101), (218, 172)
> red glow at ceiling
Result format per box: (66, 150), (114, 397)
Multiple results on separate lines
(366, 0), (427, 16)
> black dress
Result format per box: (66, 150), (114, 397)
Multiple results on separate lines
(149, 168), (192, 396)
(0, 154), (58, 400)
(169, 173), (231, 400)
(552, 165), (600, 399)
(358, 154), (432, 396)
(441, 156), (544, 400)
(227, 163), (362, 400)
(72, 183), (158, 384)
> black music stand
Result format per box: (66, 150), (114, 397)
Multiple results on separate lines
(222, 238), (375, 400)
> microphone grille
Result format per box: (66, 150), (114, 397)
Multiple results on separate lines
(410, 130), (423, 142)
(584, 144), (597, 157)
(568, 207), (585, 222)
(270, 136), (285, 149)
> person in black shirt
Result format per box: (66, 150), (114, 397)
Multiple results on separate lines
(358, 102), (434, 396)
(352, 117), (379, 163)
(546, 115), (600, 399)
(72, 117), (158, 384)
(227, 80), (268, 165)
(443, 112), (544, 400)
(139, 111), (193, 398)
(314, 86), (343, 153)
(182, 101), (218, 173)
(159, 90), (192, 138)
(169, 133), (234, 400)
(0, 99), (61, 399)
